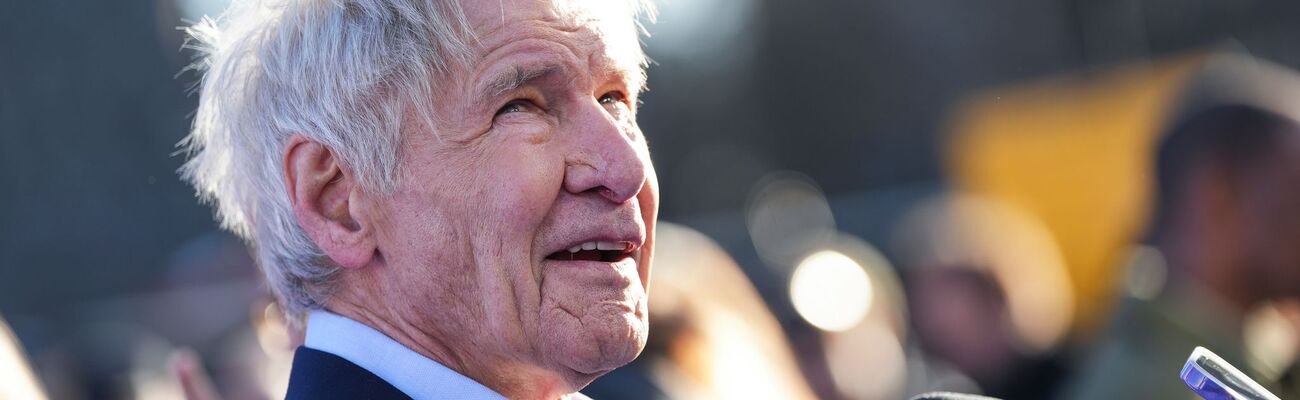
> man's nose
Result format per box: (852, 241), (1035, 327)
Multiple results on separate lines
(563, 102), (647, 204)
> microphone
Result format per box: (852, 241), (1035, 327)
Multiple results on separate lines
(909, 392), (1002, 400)
(1182, 346), (1279, 400)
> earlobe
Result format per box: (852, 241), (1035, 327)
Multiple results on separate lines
(284, 135), (378, 269)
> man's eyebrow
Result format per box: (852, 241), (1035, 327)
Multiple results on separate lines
(608, 67), (647, 96)
(587, 53), (647, 94)
(482, 63), (566, 100)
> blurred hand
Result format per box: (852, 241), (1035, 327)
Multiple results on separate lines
(170, 348), (222, 400)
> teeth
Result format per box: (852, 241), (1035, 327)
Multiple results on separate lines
(564, 241), (630, 254)
(596, 241), (627, 251)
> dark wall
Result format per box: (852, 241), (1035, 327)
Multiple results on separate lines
(1, 0), (213, 315)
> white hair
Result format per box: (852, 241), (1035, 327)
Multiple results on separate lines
(180, 0), (654, 319)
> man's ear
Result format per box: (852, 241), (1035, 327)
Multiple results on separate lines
(284, 135), (377, 269)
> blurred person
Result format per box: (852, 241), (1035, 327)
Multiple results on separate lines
(166, 299), (302, 400)
(6, 231), (267, 400)
(1, 315), (48, 400)
(587, 222), (817, 400)
(157, 233), (285, 400)
(892, 194), (1075, 399)
(170, 298), (305, 400)
(25, 231), (276, 400)
(180, 0), (660, 398)
(1064, 55), (1300, 400)
(171, 349), (221, 400)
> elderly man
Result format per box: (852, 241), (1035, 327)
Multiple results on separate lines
(180, 0), (659, 398)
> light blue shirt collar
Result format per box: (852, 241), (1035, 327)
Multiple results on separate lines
(304, 310), (506, 400)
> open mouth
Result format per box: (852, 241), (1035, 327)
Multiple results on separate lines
(546, 241), (635, 263)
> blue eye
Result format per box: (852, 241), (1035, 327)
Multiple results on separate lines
(496, 100), (529, 116)
(598, 92), (626, 105)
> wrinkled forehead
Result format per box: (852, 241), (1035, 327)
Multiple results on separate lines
(460, 0), (645, 66)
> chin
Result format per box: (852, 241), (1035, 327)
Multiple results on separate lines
(556, 342), (646, 393)
(541, 310), (648, 381)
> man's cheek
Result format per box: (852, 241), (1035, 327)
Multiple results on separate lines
(489, 159), (562, 225)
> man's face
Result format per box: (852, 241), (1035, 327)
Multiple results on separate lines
(362, 0), (656, 390)
(1240, 132), (1300, 298)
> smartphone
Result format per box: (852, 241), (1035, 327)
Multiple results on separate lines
(1180, 346), (1279, 400)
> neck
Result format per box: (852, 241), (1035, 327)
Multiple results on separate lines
(325, 298), (470, 376)
(324, 287), (579, 399)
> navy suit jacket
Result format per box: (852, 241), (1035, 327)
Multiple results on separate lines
(286, 346), (412, 400)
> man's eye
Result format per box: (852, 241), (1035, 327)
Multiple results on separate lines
(496, 100), (530, 116)
(598, 92), (626, 105)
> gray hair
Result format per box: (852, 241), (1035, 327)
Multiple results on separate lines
(180, 0), (655, 318)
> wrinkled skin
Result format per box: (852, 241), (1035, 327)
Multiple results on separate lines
(289, 0), (658, 398)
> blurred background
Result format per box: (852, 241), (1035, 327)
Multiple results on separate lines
(3, 0), (1300, 399)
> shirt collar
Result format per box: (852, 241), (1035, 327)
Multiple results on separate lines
(304, 310), (506, 400)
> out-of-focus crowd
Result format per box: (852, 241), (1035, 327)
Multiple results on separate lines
(4, 51), (1300, 400)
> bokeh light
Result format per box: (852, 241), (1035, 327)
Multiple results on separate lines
(746, 172), (837, 269)
(1123, 244), (1168, 301)
(1244, 301), (1300, 381)
(790, 250), (873, 332)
